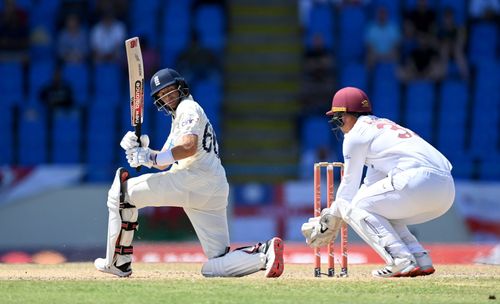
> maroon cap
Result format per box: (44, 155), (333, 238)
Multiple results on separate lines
(326, 87), (372, 115)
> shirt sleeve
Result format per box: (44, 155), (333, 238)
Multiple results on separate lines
(336, 134), (370, 203)
(176, 105), (201, 137)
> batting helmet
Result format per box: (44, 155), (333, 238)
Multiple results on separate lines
(326, 87), (372, 116)
(150, 68), (189, 114)
(150, 68), (189, 98)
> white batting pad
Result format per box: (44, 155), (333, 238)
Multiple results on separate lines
(104, 208), (121, 267)
(201, 250), (266, 277)
(103, 169), (123, 267)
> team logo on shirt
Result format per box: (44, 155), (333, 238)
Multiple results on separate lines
(180, 114), (198, 128)
(181, 118), (193, 127)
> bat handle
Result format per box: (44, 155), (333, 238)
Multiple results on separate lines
(135, 123), (142, 172)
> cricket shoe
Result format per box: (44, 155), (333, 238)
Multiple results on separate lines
(407, 266), (435, 277)
(371, 257), (417, 278)
(258, 237), (284, 278)
(94, 258), (132, 277)
(408, 252), (435, 277)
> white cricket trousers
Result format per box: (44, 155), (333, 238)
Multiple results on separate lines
(124, 167), (230, 259)
(352, 167), (455, 225)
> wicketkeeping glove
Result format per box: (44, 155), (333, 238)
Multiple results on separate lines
(301, 208), (342, 248)
(120, 131), (150, 150)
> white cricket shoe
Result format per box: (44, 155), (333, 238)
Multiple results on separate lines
(94, 258), (132, 277)
(409, 252), (435, 277)
(258, 237), (284, 278)
(371, 257), (417, 278)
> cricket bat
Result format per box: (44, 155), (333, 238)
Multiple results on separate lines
(125, 37), (144, 171)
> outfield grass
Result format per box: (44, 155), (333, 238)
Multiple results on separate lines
(1, 263), (499, 304)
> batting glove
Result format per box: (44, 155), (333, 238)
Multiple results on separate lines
(120, 131), (150, 150)
(126, 147), (155, 168)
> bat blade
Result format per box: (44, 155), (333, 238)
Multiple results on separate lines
(125, 37), (144, 129)
(125, 37), (145, 171)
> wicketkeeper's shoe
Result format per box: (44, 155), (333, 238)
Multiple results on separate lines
(371, 257), (417, 278)
(408, 265), (435, 277)
(408, 252), (435, 277)
(94, 258), (132, 277)
(258, 237), (284, 278)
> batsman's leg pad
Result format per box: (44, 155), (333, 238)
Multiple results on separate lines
(104, 207), (121, 267)
(201, 249), (266, 277)
(114, 204), (138, 267)
(336, 199), (413, 265)
(103, 168), (138, 268)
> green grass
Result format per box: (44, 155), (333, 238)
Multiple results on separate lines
(1, 263), (499, 304)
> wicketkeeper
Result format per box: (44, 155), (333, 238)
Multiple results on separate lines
(302, 87), (455, 277)
(94, 68), (284, 278)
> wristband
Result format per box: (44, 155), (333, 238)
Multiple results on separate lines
(152, 149), (175, 166)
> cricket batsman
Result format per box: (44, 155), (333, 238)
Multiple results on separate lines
(94, 68), (284, 278)
(302, 87), (455, 277)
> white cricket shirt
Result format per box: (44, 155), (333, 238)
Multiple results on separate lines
(337, 115), (452, 203)
(162, 96), (225, 177)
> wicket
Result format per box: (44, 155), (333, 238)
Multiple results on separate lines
(313, 162), (348, 277)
